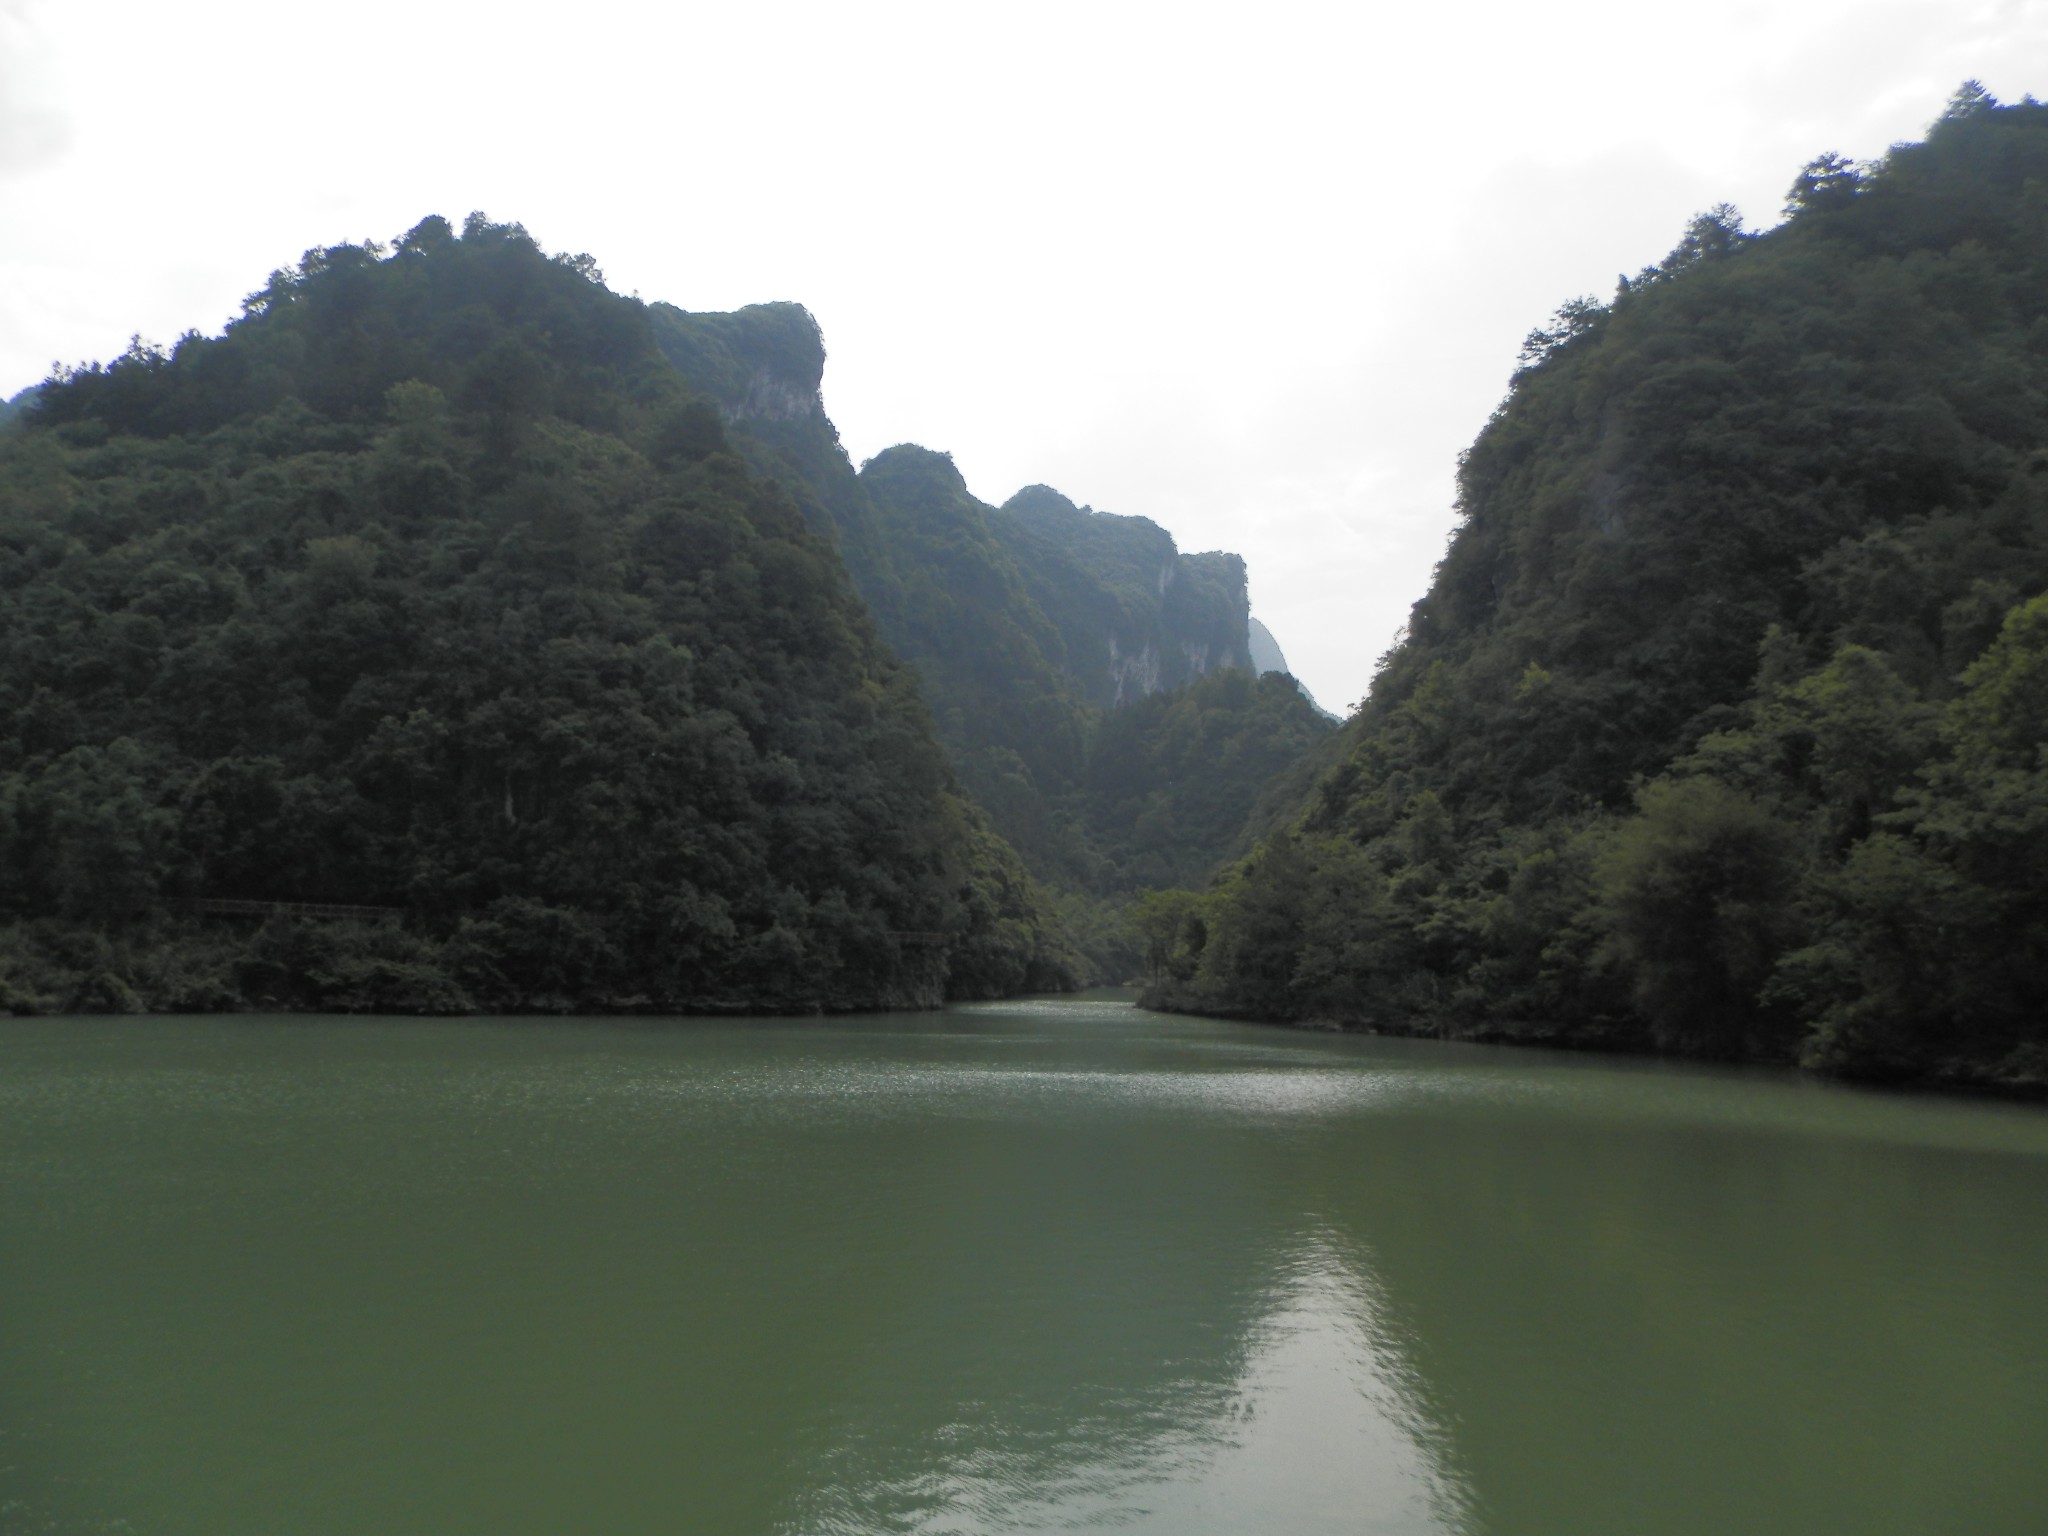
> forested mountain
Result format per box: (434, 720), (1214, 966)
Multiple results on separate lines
(649, 304), (1337, 895)
(1146, 88), (2048, 1093)
(0, 216), (1078, 1013)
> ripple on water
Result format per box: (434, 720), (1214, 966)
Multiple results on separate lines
(772, 1232), (1473, 1536)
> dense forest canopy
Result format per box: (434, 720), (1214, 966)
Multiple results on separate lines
(1146, 89), (2048, 1093)
(0, 215), (1079, 1013)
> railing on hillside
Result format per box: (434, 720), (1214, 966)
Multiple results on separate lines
(178, 897), (406, 922)
(176, 903), (954, 942)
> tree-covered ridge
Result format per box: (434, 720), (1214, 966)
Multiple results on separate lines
(0, 215), (1077, 1014)
(996, 483), (1252, 708)
(648, 302), (1255, 711)
(647, 304), (1337, 897)
(1077, 667), (1343, 890)
(1148, 90), (2048, 1092)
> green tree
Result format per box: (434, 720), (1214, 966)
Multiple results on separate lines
(1597, 778), (1801, 1055)
(1783, 152), (1861, 217)
(13, 741), (180, 922)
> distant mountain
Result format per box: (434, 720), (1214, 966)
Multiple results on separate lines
(0, 386), (37, 429)
(1247, 615), (1339, 720)
(650, 304), (1336, 896)
(1246, 616), (1288, 676)
(1146, 89), (2048, 1093)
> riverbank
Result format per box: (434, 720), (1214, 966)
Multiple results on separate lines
(1136, 981), (2048, 1101)
(0, 915), (1072, 1019)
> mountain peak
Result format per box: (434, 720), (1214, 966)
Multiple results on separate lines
(650, 301), (825, 424)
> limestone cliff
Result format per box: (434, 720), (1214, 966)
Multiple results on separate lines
(645, 301), (1333, 891)
(997, 483), (1249, 707)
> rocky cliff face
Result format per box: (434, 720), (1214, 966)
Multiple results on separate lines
(645, 301), (1286, 888)
(998, 484), (1248, 705)
(649, 303), (1254, 713)
(649, 301), (829, 426)
(1107, 634), (1163, 703)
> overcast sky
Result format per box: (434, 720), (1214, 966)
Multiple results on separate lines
(4, 1), (2043, 711)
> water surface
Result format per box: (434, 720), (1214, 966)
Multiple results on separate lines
(4, 995), (2045, 1534)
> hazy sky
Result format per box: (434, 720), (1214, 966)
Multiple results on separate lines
(4, 1), (2043, 710)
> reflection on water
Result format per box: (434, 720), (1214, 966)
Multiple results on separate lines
(2, 995), (2046, 1536)
(779, 1227), (1471, 1536)
(1102, 1233), (1473, 1536)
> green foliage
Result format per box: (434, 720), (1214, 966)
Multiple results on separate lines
(1131, 887), (1207, 983)
(1517, 296), (1608, 371)
(0, 217), (1076, 1012)
(1945, 590), (2048, 769)
(1784, 152), (1862, 218)
(1077, 668), (1336, 889)
(5, 738), (180, 922)
(1781, 594), (2048, 1083)
(646, 306), (1337, 897)
(1162, 96), (2048, 1092)
(1594, 778), (1801, 1056)
(0, 386), (37, 431)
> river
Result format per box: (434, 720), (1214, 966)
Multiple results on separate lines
(3, 992), (2044, 1534)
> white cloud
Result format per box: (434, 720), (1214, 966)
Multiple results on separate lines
(0, 1), (68, 176)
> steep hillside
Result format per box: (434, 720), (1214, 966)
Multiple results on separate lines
(0, 217), (1076, 1014)
(996, 481), (1251, 707)
(1147, 88), (2048, 1092)
(649, 305), (1335, 893)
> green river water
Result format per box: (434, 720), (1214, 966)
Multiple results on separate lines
(3, 992), (2045, 1535)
